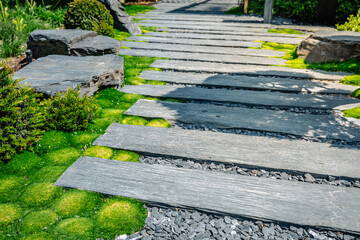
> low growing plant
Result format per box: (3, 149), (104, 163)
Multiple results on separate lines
(337, 8), (360, 32)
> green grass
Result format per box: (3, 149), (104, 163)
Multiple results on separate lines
(341, 75), (360, 86)
(21, 210), (58, 233)
(0, 203), (22, 227)
(268, 28), (303, 35)
(112, 150), (140, 162)
(124, 4), (156, 16)
(343, 107), (360, 119)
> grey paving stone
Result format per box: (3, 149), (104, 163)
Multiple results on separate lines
(70, 35), (120, 56)
(118, 49), (286, 65)
(13, 54), (123, 97)
(125, 99), (360, 142)
(150, 60), (351, 81)
(127, 36), (262, 48)
(140, 70), (358, 94)
(92, 124), (360, 178)
(146, 31), (304, 45)
(121, 41), (285, 57)
(55, 156), (360, 234)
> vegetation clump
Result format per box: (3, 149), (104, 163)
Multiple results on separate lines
(21, 182), (63, 208)
(21, 210), (58, 233)
(56, 217), (94, 237)
(43, 147), (82, 165)
(337, 8), (360, 32)
(112, 150), (139, 162)
(64, 0), (115, 37)
(0, 203), (22, 227)
(84, 145), (114, 159)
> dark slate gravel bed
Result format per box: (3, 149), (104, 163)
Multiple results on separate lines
(115, 206), (358, 240)
(139, 156), (360, 188)
(173, 123), (360, 146)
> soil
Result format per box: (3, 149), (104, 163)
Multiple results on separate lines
(4, 54), (29, 72)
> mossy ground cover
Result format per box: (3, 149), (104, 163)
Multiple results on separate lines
(268, 28), (303, 35)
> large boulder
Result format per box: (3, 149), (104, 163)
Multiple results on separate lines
(297, 30), (360, 63)
(13, 55), (124, 97)
(27, 30), (121, 58)
(97, 0), (142, 35)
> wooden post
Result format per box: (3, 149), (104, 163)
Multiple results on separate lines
(263, 0), (274, 24)
(244, 0), (248, 14)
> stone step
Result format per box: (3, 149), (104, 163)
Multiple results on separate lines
(126, 99), (360, 142)
(140, 70), (357, 94)
(135, 13), (264, 22)
(127, 36), (262, 48)
(93, 124), (360, 178)
(139, 19), (269, 28)
(120, 85), (360, 110)
(150, 59), (351, 81)
(122, 41), (285, 57)
(146, 31), (304, 45)
(56, 156), (360, 234)
(118, 49), (286, 65)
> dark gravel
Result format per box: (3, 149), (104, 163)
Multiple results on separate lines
(116, 206), (359, 240)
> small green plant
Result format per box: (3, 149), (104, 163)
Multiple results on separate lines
(0, 20), (25, 57)
(64, 0), (115, 37)
(343, 107), (360, 119)
(43, 87), (99, 132)
(337, 8), (360, 32)
(341, 75), (360, 86)
(268, 28), (303, 35)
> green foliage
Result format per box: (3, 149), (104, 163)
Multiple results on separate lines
(97, 197), (147, 236)
(31, 166), (67, 182)
(4, 151), (44, 175)
(336, 0), (360, 24)
(337, 8), (360, 32)
(0, 203), (22, 227)
(343, 107), (360, 119)
(268, 28), (303, 35)
(43, 87), (99, 132)
(64, 0), (115, 37)
(120, 115), (148, 125)
(114, 29), (131, 41)
(56, 217), (93, 237)
(112, 150), (139, 162)
(0, 175), (28, 202)
(34, 130), (70, 155)
(84, 146), (114, 159)
(21, 182), (63, 208)
(0, 20), (24, 57)
(21, 210), (58, 233)
(351, 88), (360, 98)
(341, 75), (360, 86)
(68, 131), (100, 149)
(43, 147), (82, 165)
(146, 118), (171, 128)
(124, 4), (156, 16)
(0, 64), (45, 163)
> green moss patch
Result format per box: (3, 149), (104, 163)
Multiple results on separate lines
(21, 210), (58, 233)
(0, 175), (28, 202)
(84, 146), (114, 159)
(87, 119), (113, 134)
(124, 4), (156, 16)
(54, 190), (100, 217)
(268, 28), (303, 34)
(68, 131), (101, 149)
(100, 109), (126, 121)
(351, 89), (360, 99)
(343, 107), (360, 119)
(35, 131), (70, 155)
(146, 119), (171, 128)
(4, 151), (43, 176)
(97, 197), (147, 236)
(43, 147), (82, 165)
(56, 217), (94, 237)
(114, 29), (131, 41)
(21, 183), (63, 208)
(23, 233), (54, 240)
(120, 115), (148, 126)
(31, 166), (68, 183)
(0, 203), (22, 227)
(341, 75), (360, 86)
(112, 150), (139, 162)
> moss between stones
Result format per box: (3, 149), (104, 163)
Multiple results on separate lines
(43, 147), (82, 165)
(98, 197), (147, 236)
(87, 119), (113, 134)
(21, 210), (58, 233)
(68, 131), (101, 149)
(120, 115), (148, 126)
(84, 146), (114, 159)
(0, 175), (28, 202)
(343, 107), (360, 119)
(31, 166), (68, 183)
(146, 119), (171, 128)
(56, 217), (94, 237)
(341, 75), (360, 87)
(0, 203), (22, 227)
(53, 190), (100, 217)
(4, 152), (44, 176)
(268, 28), (303, 35)
(35, 131), (71, 155)
(100, 109), (127, 121)
(112, 150), (139, 162)
(20, 182), (63, 208)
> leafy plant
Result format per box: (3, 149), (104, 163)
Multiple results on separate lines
(43, 88), (99, 132)
(0, 20), (24, 57)
(337, 8), (360, 32)
(64, 0), (115, 37)
(0, 62), (45, 163)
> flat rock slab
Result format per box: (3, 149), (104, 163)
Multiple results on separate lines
(14, 55), (123, 97)
(126, 99), (360, 142)
(121, 85), (360, 110)
(139, 19), (269, 28)
(140, 70), (358, 94)
(150, 60), (351, 81)
(127, 36), (262, 48)
(146, 32), (304, 45)
(56, 157), (360, 234)
(93, 124), (360, 178)
(121, 41), (285, 57)
(119, 49), (286, 65)
(136, 13), (264, 22)
(27, 29), (120, 58)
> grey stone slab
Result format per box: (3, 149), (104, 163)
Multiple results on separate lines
(150, 60), (351, 81)
(70, 35), (120, 56)
(13, 55), (123, 97)
(55, 156), (360, 233)
(135, 13), (263, 22)
(119, 49), (286, 65)
(93, 124), (360, 178)
(146, 31), (304, 44)
(122, 41), (285, 57)
(140, 70), (358, 94)
(126, 99), (360, 142)
(127, 36), (262, 48)
(120, 84), (360, 110)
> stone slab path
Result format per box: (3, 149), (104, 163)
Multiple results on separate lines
(55, 156), (360, 234)
(57, 0), (360, 235)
